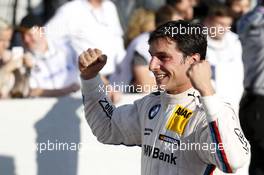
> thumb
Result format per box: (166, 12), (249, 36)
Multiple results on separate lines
(97, 54), (107, 63)
(96, 54), (107, 68)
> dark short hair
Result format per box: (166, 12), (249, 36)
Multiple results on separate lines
(207, 4), (232, 18)
(148, 20), (207, 59)
(18, 13), (43, 32)
(166, 0), (182, 6)
(155, 5), (180, 27)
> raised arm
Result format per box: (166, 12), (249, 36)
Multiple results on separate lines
(79, 48), (142, 145)
(187, 60), (250, 173)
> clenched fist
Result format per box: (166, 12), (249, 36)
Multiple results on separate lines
(79, 48), (107, 80)
(187, 60), (215, 96)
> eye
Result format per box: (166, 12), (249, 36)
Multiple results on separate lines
(157, 55), (170, 61)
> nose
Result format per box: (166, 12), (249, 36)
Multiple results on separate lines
(149, 56), (161, 72)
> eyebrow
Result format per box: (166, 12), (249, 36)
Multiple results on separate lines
(149, 51), (169, 56)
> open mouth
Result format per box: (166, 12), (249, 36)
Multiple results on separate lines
(155, 73), (167, 81)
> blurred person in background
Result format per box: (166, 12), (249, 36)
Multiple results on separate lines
(203, 5), (244, 113)
(166, 0), (194, 20)
(124, 8), (155, 48)
(226, 0), (252, 32)
(0, 17), (16, 99)
(19, 14), (80, 97)
(238, 0), (264, 174)
(204, 6), (249, 174)
(0, 17), (30, 99)
(45, 0), (124, 102)
(45, 0), (125, 81)
(0, 19), (12, 59)
(110, 5), (183, 93)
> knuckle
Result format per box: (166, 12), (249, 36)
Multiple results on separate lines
(84, 52), (91, 61)
(95, 48), (102, 55)
(79, 55), (84, 62)
(79, 53), (85, 61)
(87, 48), (92, 52)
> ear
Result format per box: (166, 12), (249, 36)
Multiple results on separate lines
(186, 53), (201, 64)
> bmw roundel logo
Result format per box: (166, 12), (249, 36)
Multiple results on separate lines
(148, 104), (161, 120)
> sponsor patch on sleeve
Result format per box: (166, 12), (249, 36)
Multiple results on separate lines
(166, 105), (193, 135)
(99, 98), (114, 118)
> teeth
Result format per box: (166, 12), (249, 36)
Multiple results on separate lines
(156, 74), (166, 80)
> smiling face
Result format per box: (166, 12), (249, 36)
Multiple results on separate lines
(148, 20), (207, 94)
(149, 37), (194, 94)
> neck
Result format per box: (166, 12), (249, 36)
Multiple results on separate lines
(167, 82), (193, 94)
(89, 0), (102, 8)
(34, 40), (48, 54)
(209, 35), (222, 41)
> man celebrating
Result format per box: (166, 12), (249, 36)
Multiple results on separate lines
(79, 20), (250, 174)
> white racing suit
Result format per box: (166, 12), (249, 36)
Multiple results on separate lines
(81, 75), (250, 175)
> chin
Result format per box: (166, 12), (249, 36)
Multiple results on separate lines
(156, 82), (169, 92)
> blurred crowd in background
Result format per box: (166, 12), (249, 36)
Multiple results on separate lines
(1, 0), (264, 174)
(0, 0), (257, 103)
(0, 0), (259, 104)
